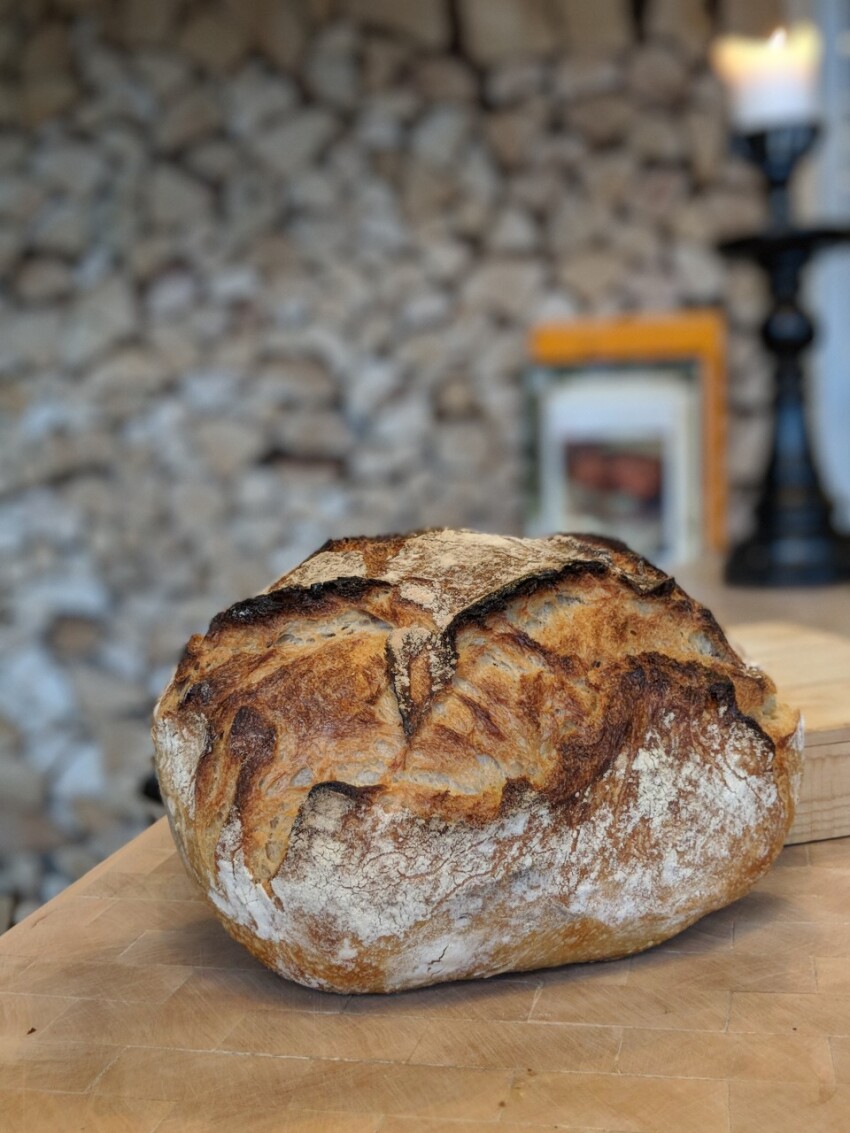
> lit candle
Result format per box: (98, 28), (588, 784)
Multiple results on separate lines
(711, 23), (821, 133)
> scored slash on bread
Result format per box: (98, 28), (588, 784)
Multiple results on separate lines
(153, 529), (802, 993)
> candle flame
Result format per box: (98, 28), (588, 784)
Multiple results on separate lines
(769, 27), (788, 49)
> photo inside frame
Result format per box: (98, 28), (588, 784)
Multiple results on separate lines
(531, 368), (702, 568)
(563, 438), (665, 562)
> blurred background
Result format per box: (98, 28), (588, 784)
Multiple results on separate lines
(1, 0), (848, 924)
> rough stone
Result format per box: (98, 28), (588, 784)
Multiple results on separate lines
(0, 174), (46, 223)
(434, 421), (491, 473)
(719, 0), (785, 37)
(0, 849), (41, 898)
(273, 411), (354, 460)
(51, 741), (105, 800)
(62, 278), (137, 369)
(553, 57), (622, 101)
(22, 22), (72, 77)
(421, 239), (470, 284)
(411, 105), (471, 169)
(646, 0), (711, 57)
(0, 757), (45, 811)
(20, 77), (79, 127)
(568, 94), (634, 146)
(0, 135), (25, 171)
(672, 242), (725, 303)
(533, 289), (580, 321)
(415, 57), (478, 103)
(628, 44), (691, 106)
(620, 266), (679, 311)
(117, 0), (182, 46)
(0, 81), (19, 126)
(486, 103), (547, 168)
(458, 0), (556, 64)
(134, 49), (192, 100)
(253, 0), (307, 70)
(15, 258), (73, 302)
(548, 196), (610, 254)
(51, 844), (99, 881)
(251, 108), (338, 175)
(433, 375), (480, 419)
(146, 270), (198, 320)
(687, 109), (727, 184)
(695, 189), (765, 242)
(558, 246), (623, 306)
(356, 102), (405, 152)
(555, 0), (632, 56)
(344, 0), (450, 49)
(399, 289), (451, 332)
(727, 411), (773, 486)
(147, 163), (212, 226)
(0, 309), (60, 373)
(725, 261), (769, 329)
(362, 34), (410, 92)
(47, 615), (104, 661)
(186, 139), (242, 181)
(87, 347), (170, 403)
(209, 266), (260, 304)
(179, 9), (250, 74)
(156, 87), (221, 151)
(15, 572), (111, 636)
(462, 258), (545, 321)
(0, 225), (21, 274)
(607, 220), (660, 265)
(485, 61), (548, 106)
(728, 332), (773, 410)
(222, 170), (282, 249)
(0, 647), (76, 738)
(631, 112), (687, 162)
(578, 151), (637, 208)
(629, 167), (689, 223)
(488, 206), (539, 253)
(194, 418), (267, 477)
(0, 21), (18, 71)
(33, 140), (105, 196)
(305, 22), (360, 109)
(255, 358), (337, 408)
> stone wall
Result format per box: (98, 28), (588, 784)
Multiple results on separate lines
(0, 0), (783, 918)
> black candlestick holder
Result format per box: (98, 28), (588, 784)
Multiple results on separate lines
(719, 124), (850, 586)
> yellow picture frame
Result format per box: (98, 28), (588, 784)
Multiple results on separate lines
(529, 311), (727, 553)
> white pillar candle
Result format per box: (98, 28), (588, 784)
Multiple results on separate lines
(711, 23), (821, 133)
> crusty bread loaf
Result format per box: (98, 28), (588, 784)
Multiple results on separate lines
(153, 529), (802, 993)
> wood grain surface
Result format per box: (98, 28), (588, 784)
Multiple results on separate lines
(0, 620), (848, 1131)
(732, 622), (850, 845)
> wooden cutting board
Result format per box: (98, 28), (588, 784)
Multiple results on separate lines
(1, 619), (849, 1131)
(731, 621), (850, 845)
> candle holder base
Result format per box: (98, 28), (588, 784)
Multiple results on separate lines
(724, 531), (850, 587)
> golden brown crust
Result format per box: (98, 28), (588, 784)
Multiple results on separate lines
(153, 529), (802, 993)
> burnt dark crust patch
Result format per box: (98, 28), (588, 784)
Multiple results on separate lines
(535, 650), (777, 813)
(229, 705), (278, 813)
(208, 577), (389, 635)
(445, 560), (611, 641)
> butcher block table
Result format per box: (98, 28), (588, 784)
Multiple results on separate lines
(3, 611), (850, 1131)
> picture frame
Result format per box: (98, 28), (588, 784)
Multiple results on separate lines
(525, 312), (727, 569)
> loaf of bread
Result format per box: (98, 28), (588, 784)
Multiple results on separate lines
(153, 529), (802, 993)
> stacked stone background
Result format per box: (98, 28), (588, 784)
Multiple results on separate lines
(0, 0), (791, 922)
